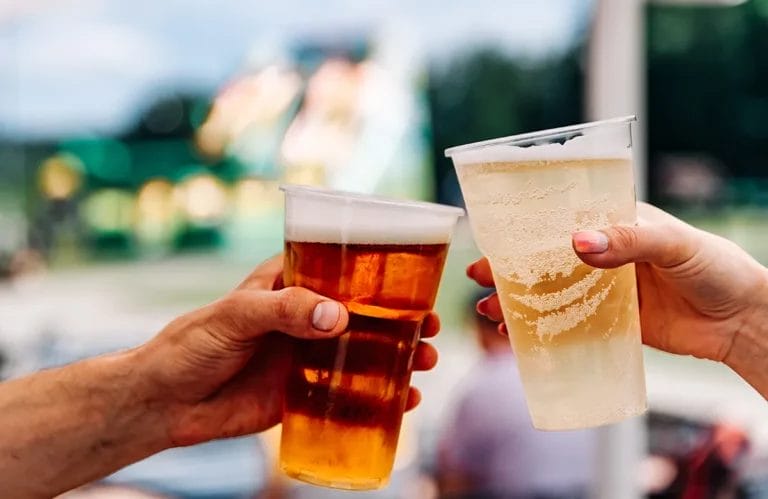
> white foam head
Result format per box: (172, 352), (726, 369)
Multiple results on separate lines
(282, 185), (464, 245)
(446, 116), (634, 165)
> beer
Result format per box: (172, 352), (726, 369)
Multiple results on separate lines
(493, 262), (643, 430)
(279, 185), (462, 489)
(281, 241), (448, 489)
(448, 118), (647, 430)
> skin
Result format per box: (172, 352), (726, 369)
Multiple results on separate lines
(0, 255), (441, 498)
(467, 202), (768, 399)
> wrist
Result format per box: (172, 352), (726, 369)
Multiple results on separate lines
(724, 267), (768, 398)
(0, 348), (174, 497)
(105, 347), (174, 454)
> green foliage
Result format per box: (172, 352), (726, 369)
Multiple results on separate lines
(427, 47), (584, 204)
(647, 0), (768, 204)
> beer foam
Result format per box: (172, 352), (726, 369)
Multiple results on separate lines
(285, 220), (454, 245)
(283, 187), (463, 245)
(447, 127), (631, 166)
(509, 269), (605, 313)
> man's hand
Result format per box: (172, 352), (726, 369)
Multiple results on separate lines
(140, 255), (441, 447)
(0, 255), (442, 498)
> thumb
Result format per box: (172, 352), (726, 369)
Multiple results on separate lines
(216, 287), (349, 341)
(572, 223), (699, 270)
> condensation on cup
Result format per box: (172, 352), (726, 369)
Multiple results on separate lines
(446, 116), (647, 430)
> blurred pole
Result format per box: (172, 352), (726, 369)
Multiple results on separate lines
(586, 2), (647, 499)
(587, 0), (647, 201)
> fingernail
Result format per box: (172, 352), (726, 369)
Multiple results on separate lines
(466, 263), (476, 278)
(572, 230), (609, 254)
(476, 297), (489, 315)
(312, 302), (341, 331)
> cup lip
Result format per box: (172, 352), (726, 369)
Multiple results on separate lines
(444, 115), (636, 158)
(280, 184), (465, 217)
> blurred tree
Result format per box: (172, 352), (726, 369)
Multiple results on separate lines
(427, 47), (584, 205)
(647, 0), (768, 206)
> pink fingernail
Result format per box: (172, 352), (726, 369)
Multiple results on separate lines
(312, 302), (341, 331)
(476, 298), (489, 315)
(466, 263), (476, 278)
(572, 230), (609, 254)
(498, 323), (508, 336)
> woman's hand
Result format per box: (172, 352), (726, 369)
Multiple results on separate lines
(467, 203), (768, 397)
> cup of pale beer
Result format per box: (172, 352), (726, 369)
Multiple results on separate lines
(278, 185), (464, 490)
(446, 116), (647, 431)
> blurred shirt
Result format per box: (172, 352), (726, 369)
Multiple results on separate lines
(437, 351), (597, 499)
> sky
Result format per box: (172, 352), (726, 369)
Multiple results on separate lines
(0, 0), (591, 139)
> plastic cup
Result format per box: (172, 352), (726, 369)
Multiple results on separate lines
(446, 116), (647, 430)
(279, 185), (463, 489)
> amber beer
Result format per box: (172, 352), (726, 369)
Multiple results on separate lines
(278, 185), (462, 490)
(280, 186), (463, 490)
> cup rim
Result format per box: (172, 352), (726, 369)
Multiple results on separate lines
(280, 184), (465, 217)
(444, 115), (636, 158)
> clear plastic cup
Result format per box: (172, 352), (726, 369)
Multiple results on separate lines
(279, 185), (463, 489)
(446, 116), (647, 430)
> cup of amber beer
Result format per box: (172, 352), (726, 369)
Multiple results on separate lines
(279, 185), (463, 490)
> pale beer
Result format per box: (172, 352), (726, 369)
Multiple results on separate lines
(447, 118), (647, 430)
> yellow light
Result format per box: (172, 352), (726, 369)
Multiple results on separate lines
(137, 178), (175, 223)
(282, 165), (326, 187)
(195, 65), (302, 158)
(80, 189), (135, 233)
(175, 174), (229, 223)
(232, 178), (281, 217)
(39, 153), (83, 200)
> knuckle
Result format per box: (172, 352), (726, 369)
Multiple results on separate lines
(610, 226), (638, 252)
(216, 293), (242, 323)
(274, 287), (307, 325)
(210, 294), (246, 339)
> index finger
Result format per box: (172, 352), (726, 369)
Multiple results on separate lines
(466, 257), (495, 287)
(237, 254), (284, 291)
(420, 312), (440, 339)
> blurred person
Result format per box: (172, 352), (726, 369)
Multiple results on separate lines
(0, 255), (441, 498)
(468, 202), (768, 399)
(9, 248), (47, 279)
(435, 293), (596, 499)
(644, 418), (750, 499)
(678, 423), (750, 499)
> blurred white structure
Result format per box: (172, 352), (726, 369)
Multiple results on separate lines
(587, 1), (746, 498)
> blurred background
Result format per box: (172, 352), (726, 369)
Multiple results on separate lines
(2, 0), (768, 497)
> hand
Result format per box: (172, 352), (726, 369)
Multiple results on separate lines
(467, 202), (768, 364)
(139, 255), (441, 447)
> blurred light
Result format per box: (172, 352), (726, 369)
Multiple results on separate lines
(38, 153), (84, 200)
(303, 58), (362, 117)
(196, 65), (302, 158)
(279, 58), (362, 179)
(137, 178), (176, 223)
(135, 178), (177, 250)
(282, 164), (326, 187)
(174, 174), (228, 223)
(232, 178), (281, 217)
(80, 189), (135, 233)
